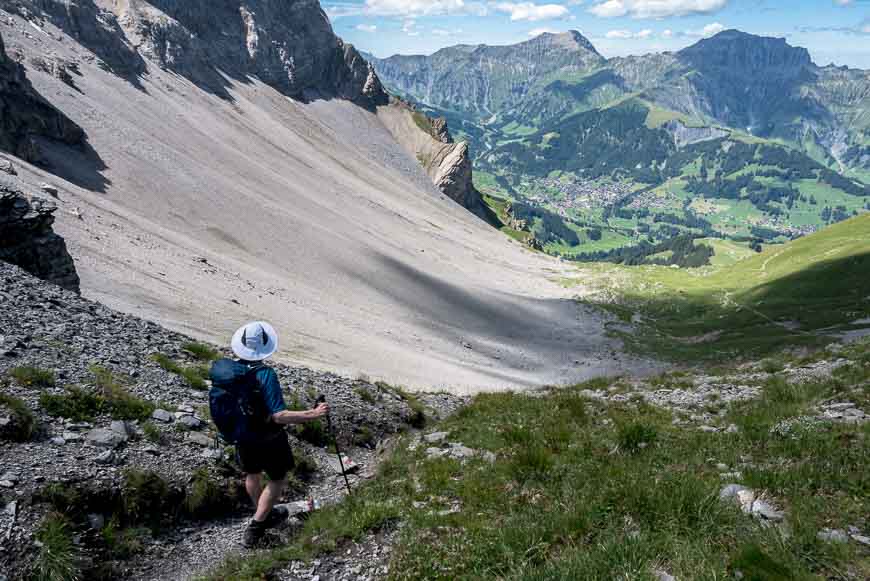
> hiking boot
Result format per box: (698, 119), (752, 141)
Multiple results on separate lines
(262, 505), (289, 529)
(242, 520), (267, 548)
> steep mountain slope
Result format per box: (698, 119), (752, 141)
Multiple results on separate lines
(370, 30), (870, 258)
(0, 2), (655, 391)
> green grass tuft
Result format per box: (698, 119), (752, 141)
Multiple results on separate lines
(40, 387), (104, 422)
(182, 342), (220, 362)
(9, 365), (56, 387)
(34, 513), (80, 581)
(0, 390), (36, 441)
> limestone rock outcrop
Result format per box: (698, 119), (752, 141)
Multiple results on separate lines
(379, 100), (494, 223)
(11, 0), (388, 107)
(0, 176), (79, 292)
(0, 32), (84, 162)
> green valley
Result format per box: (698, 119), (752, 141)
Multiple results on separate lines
(368, 30), (870, 264)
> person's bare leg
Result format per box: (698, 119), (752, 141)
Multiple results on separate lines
(253, 480), (285, 522)
(245, 474), (263, 508)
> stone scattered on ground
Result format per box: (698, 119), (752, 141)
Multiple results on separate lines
(719, 485), (785, 523)
(425, 441), (496, 463)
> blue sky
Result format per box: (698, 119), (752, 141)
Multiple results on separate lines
(323, 0), (870, 68)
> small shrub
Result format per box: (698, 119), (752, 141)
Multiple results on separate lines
(151, 353), (209, 390)
(355, 386), (376, 404)
(40, 483), (84, 516)
(295, 420), (330, 447)
(90, 366), (154, 421)
(179, 366), (208, 390)
(761, 359), (785, 374)
(150, 353), (181, 374)
(123, 470), (171, 530)
(293, 450), (319, 477)
(101, 519), (148, 560)
(617, 422), (658, 454)
(141, 421), (163, 444)
(0, 392), (36, 441)
(386, 384), (426, 428)
(9, 365), (56, 387)
(185, 469), (229, 518)
(34, 513), (80, 581)
(40, 387), (105, 422)
(354, 426), (374, 447)
(182, 342), (219, 362)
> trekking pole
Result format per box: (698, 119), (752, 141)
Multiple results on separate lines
(316, 395), (352, 496)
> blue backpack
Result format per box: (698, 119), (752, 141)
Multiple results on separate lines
(208, 359), (270, 444)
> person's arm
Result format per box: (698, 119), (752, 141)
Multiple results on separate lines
(271, 403), (329, 426)
(256, 368), (330, 426)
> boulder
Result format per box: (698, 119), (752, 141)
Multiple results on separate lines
(151, 409), (173, 423)
(186, 431), (213, 447)
(178, 415), (204, 430)
(423, 431), (449, 444)
(0, 186), (80, 293)
(86, 428), (126, 449)
(817, 528), (849, 543)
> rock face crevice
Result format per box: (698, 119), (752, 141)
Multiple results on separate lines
(0, 32), (84, 163)
(0, 176), (79, 293)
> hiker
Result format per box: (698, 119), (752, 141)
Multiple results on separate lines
(209, 321), (329, 548)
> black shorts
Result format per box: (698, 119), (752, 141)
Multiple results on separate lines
(236, 432), (295, 481)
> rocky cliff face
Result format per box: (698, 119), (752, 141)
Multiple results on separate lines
(0, 172), (79, 292)
(10, 0), (388, 106)
(0, 31), (84, 162)
(379, 101), (494, 223)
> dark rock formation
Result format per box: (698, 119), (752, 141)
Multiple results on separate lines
(0, 32), (84, 162)
(0, 178), (79, 292)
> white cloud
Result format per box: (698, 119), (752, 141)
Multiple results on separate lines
(685, 21), (726, 37)
(589, 0), (627, 17)
(606, 28), (653, 39)
(589, 0), (728, 19)
(495, 2), (570, 21)
(528, 27), (559, 36)
(661, 28), (673, 38)
(834, 0), (853, 5)
(355, 24), (378, 32)
(362, 0), (486, 17)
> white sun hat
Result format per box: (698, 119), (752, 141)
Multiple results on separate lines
(231, 321), (279, 361)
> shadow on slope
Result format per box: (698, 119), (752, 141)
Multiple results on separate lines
(34, 136), (110, 193)
(344, 251), (604, 380)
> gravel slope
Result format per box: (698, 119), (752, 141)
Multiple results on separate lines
(1, 12), (659, 393)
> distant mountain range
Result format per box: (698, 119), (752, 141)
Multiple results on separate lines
(366, 30), (870, 262)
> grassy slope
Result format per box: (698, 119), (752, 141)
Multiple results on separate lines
(207, 341), (870, 581)
(565, 213), (870, 360)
